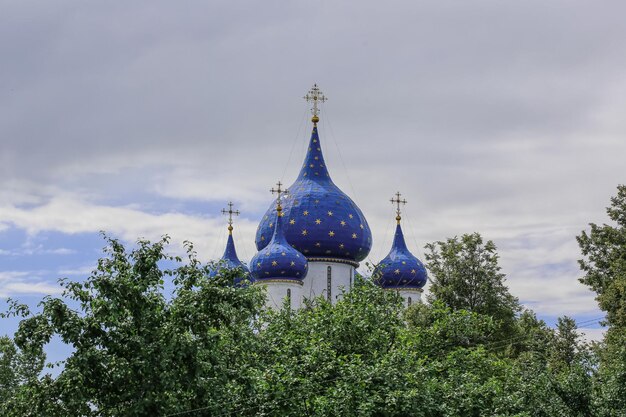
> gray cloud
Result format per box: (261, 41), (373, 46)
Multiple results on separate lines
(2, 0), (625, 315)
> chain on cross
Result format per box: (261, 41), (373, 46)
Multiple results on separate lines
(221, 201), (240, 233)
(390, 191), (407, 222)
(270, 181), (289, 212)
(303, 83), (327, 122)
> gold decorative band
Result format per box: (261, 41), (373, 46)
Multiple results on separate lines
(307, 257), (360, 268)
(385, 287), (423, 294)
(254, 279), (304, 286)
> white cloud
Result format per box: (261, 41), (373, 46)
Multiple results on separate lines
(579, 327), (606, 343)
(2, 0), (624, 320)
(57, 265), (96, 276)
(0, 271), (62, 298)
(0, 189), (260, 264)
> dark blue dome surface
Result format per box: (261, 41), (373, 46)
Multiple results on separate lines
(210, 233), (251, 286)
(374, 223), (427, 289)
(255, 125), (372, 264)
(250, 208), (308, 281)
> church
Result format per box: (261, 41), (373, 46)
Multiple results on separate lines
(213, 85), (428, 309)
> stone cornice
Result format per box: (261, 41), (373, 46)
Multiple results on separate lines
(307, 257), (359, 268)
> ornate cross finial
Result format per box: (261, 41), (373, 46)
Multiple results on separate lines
(221, 201), (240, 234)
(390, 191), (407, 224)
(270, 181), (289, 212)
(303, 83), (327, 124)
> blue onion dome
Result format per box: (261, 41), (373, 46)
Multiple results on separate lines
(210, 203), (251, 286)
(374, 196), (427, 289)
(255, 122), (372, 265)
(250, 194), (308, 281)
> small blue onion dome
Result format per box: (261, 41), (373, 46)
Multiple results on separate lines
(374, 222), (427, 290)
(210, 232), (251, 286)
(250, 202), (308, 281)
(255, 124), (372, 264)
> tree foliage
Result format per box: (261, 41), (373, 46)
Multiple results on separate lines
(425, 233), (521, 343)
(5, 183), (626, 417)
(578, 184), (626, 416)
(1, 236), (265, 416)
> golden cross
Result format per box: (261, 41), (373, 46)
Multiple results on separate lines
(270, 181), (289, 211)
(390, 191), (407, 222)
(303, 83), (327, 122)
(221, 201), (240, 234)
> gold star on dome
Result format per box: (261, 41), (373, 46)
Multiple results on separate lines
(289, 219), (295, 225)
(314, 156), (319, 160)
(411, 269), (417, 274)
(402, 261), (406, 264)
(327, 211), (333, 216)
(257, 262), (261, 267)
(339, 243), (345, 249)
(349, 214), (354, 219)
(281, 270), (286, 274)
(360, 224), (364, 229)
(303, 210), (309, 216)
(394, 269), (400, 274)
(269, 223), (273, 228)
(315, 219), (322, 225)
(352, 233), (357, 239)
(290, 261), (295, 266)
(281, 252), (286, 256)
(328, 231), (335, 237)
(302, 229), (308, 236)
(310, 164), (314, 168)
(340, 220), (346, 226)
(315, 242), (321, 247)
(272, 261), (278, 266)
(260, 236), (265, 241)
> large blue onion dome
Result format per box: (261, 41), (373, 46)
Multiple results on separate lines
(210, 203), (251, 286)
(374, 196), (427, 289)
(255, 124), (372, 265)
(250, 196), (308, 281)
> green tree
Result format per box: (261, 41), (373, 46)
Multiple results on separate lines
(578, 184), (626, 329)
(578, 184), (626, 416)
(1, 236), (264, 416)
(0, 231), (602, 416)
(425, 233), (521, 342)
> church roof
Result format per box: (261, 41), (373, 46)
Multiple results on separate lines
(255, 124), (372, 264)
(250, 200), (308, 281)
(210, 203), (251, 286)
(374, 195), (427, 289)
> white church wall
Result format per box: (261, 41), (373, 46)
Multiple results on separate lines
(302, 261), (354, 304)
(396, 288), (423, 307)
(255, 280), (303, 310)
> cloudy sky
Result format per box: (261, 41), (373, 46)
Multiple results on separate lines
(2, 0), (625, 342)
